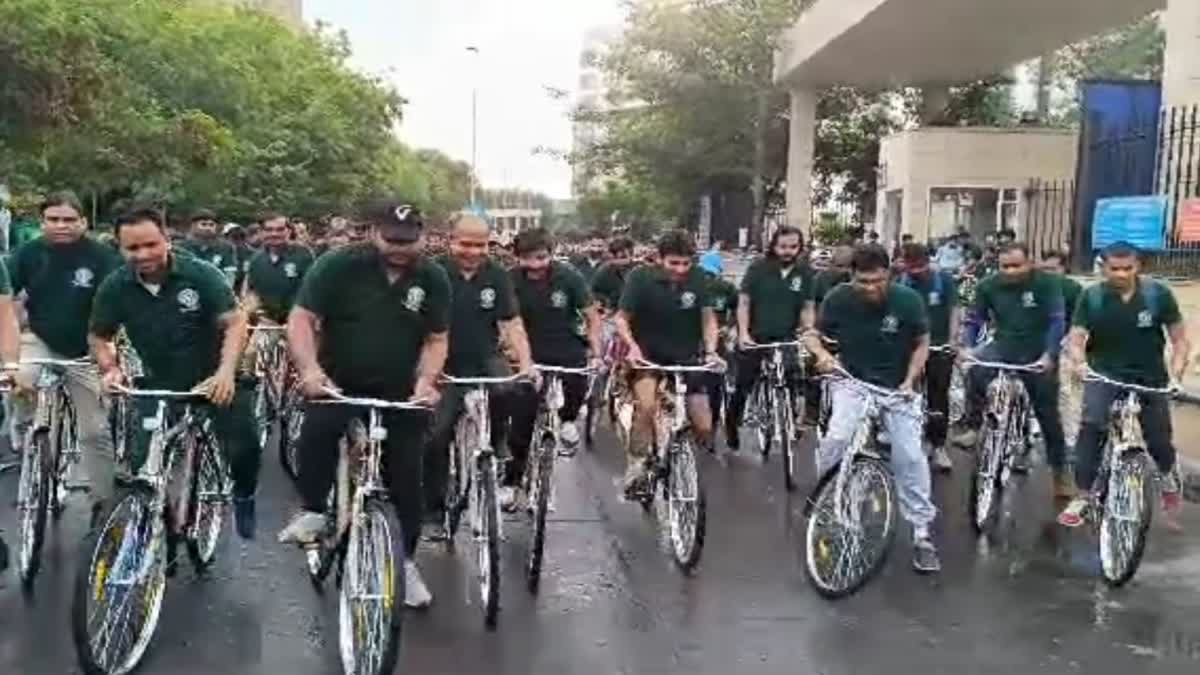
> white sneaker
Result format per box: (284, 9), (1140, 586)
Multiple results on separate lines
(404, 560), (433, 608)
(277, 510), (325, 544)
(559, 421), (580, 456)
(931, 446), (953, 473)
(499, 485), (517, 512)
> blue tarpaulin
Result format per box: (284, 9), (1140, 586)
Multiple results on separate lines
(1091, 196), (1168, 250)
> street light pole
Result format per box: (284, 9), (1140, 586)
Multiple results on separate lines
(467, 45), (480, 209)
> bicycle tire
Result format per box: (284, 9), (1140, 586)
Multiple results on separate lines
(53, 391), (78, 517)
(1099, 449), (1154, 587)
(186, 431), (229, 572)
(804, 455), (897, 599)
(526, 430), (554, 593)
(17, 430), (51, 589)
(585, 371), (605, 450)
(339, 497), (405, 675)
(279, 398), (305, 481)
(780, 389), (796, 492)
(753, 382), (773, 458)
(477, 456), (501, 628)
(72, 486), (166, 675)
(969, 419), (1004, 535)
(255, 379), (273, 454)
(666, 437), (706, 572)
(445, 416), (476, 542)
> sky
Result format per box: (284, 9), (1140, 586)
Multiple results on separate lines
(305, 0), (624, 199)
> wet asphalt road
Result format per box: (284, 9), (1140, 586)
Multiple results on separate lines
(0, 422), (1199, 675)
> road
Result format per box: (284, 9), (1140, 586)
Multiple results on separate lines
(1, 422), (1199, 675)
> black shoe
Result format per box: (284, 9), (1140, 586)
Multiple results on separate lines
(724, 425), (740, 452)
(234, 497), (256, 540)
(912, 535), (941, 574)
(421, 521), (448, 542)
(0, 534), (9, 574)
(89, 501), (107, 531)
(1010, 451), (1031, 474)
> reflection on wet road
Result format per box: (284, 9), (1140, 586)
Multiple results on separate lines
(1, 426), (1199, 674)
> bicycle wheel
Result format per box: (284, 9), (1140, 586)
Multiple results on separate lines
(54, 392), (79, 516)
(186, 432), (229, 572)
(255, 379), (273, 455)
(753, 383), (773, 458)
(804, 455), (897, 599)
(1099, 449), (1154, 587)
(444, 417), (476, 541)
(779, 388), (796, 492)
(16, 430), (51, 589)
(476, 456), (501, 627)
(339, 497), (405, 675)
(585, 371), (604, 450)
(665, 437), (706, 572)
(72, 487), (167, 675)
(526, 429), (555, 593)
(969, 419), (1005, 535)
(279, 396), (305, 481)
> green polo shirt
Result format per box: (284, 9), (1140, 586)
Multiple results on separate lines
(1052, 274), (1083, 326)
(591, 262), (631, 310)
(971, 270), (1063, 362)
(570, 255), (603, 282)
(707, 272), (738, 327)
(898, 270), (958, 346)
(1073, 278), (1182, 388)
(619, 264), (712, 365)
(179, 238), (238, 285)
(511, 261), (592, 366)
(246, 244), (315, 324)
(740, 257), (810, 342)
(810, 268), (850, 306)
(90, 254), (237, 390)
(818, 282), (928, 388)
(295, 243), (450, 398)
(437, 255), (518, 377)
(10, 237), (122, 357)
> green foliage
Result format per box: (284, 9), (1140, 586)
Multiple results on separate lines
(0, 0), (468, 222)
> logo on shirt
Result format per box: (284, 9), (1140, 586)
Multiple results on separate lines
(881, 315), (899, 333)
(1021, 291), (1037, 308)
(550, 289), (567, 309)
(714, 297), (727, 311)
(177, 288), (200, 313)
(680, 291), (696, 309)
(789, 277), (803, 292)
(480, 287), (496, 310)
(284, 262), (298, 278)
(1137, 309), (1153, 328)
(211, 254), (223, 266)
(72, 267), (94, 288)
(928, 291), (941, 306)
(405, 286), (425, 312)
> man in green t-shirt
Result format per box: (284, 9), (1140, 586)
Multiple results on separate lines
(243, 213), (314, 325)
(805, 244), (940, 573)
(11, 191), (122, 518)
(898, 243), (960, 473)
(178, 209), (238, 286)
(278, 201), (449, 608)
(616, 229), (723, 497)
(1058, 242), (1190, 530)
(1038, 249), (1083, 326)
(957, 241), (1070, 495)
(89, 208), (259, 539)
(726, 226), (809, 450)
(505, 228), (601, 507)
(591, 237), (636, 312)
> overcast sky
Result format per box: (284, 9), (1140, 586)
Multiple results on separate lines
(305, 0), (624, 199)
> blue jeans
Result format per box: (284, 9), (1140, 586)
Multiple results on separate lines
(816, 381), (936, 529)
(1073, 379), (1175, 492)
(965, 343), (1066, 470)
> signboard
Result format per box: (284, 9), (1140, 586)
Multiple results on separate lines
(1176, 198), (1200, 243)
(1091, 196), (1167, 250)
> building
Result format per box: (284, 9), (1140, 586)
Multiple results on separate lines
(773, 0), (1196, 236)
(572, 26), (622, 197)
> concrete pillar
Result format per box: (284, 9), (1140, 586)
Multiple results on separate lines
(1163, 0), (1200, 108)
(785, 88), (817, 237)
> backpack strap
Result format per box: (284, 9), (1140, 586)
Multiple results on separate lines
(1138, 275), (1160, 322)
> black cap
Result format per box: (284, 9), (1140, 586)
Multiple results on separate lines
(191, 208), (217, 223)
(361, 199), (424, 242)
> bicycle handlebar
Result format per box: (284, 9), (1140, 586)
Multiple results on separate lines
(440, 373), (531, 386)
(630, 359), (725, 374)
(827, 366), (912, 399)
(113, 386), (207, 400)
(740, 340), (803, 351)
(1082, 367), (1179, 396)
(962, 356), (1044, 373)
(22, 357), (94, 367)
(251, 325), (286, 333)
(928, 344), (955, 353)
(314, 388), (433, 411)
(535, 365), (595, 376)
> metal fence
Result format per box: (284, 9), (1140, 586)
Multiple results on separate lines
(1023, 178), (1074, 261)
(1151, 104), (1200, 275)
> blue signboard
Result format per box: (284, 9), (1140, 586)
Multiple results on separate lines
(1091, 196), (1168, 250)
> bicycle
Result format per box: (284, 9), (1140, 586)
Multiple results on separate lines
(739, 341), (804, 492)
(296, 390), (430, 675)
(1072, 368), (1186, 587)
(250, 325), (304, 478)
(72, 387), (231, 675)
(627, 359), (720, 573)
(441, 373), (527, 628)
(13, 357), (89, 589)
(526, 365), (593, 592)
(961, 356), (1043, 535)
(804, 367), (912, 598)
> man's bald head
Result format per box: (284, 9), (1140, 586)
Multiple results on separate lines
(450, 213), (490, 274)
(453, 214), (490, 239)
(832, 245), (854, 268)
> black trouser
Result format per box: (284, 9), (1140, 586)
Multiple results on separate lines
(127, 378), (261, 500)
(924, 350), (954, 447)
(296, 401), (427, 557)
(424, 356), (515, 516)
(506, 366), (588, 484)
(1074, 380), (1176, 492)
(725, 347), (803, 437)
(964, 344), (1066, 469)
